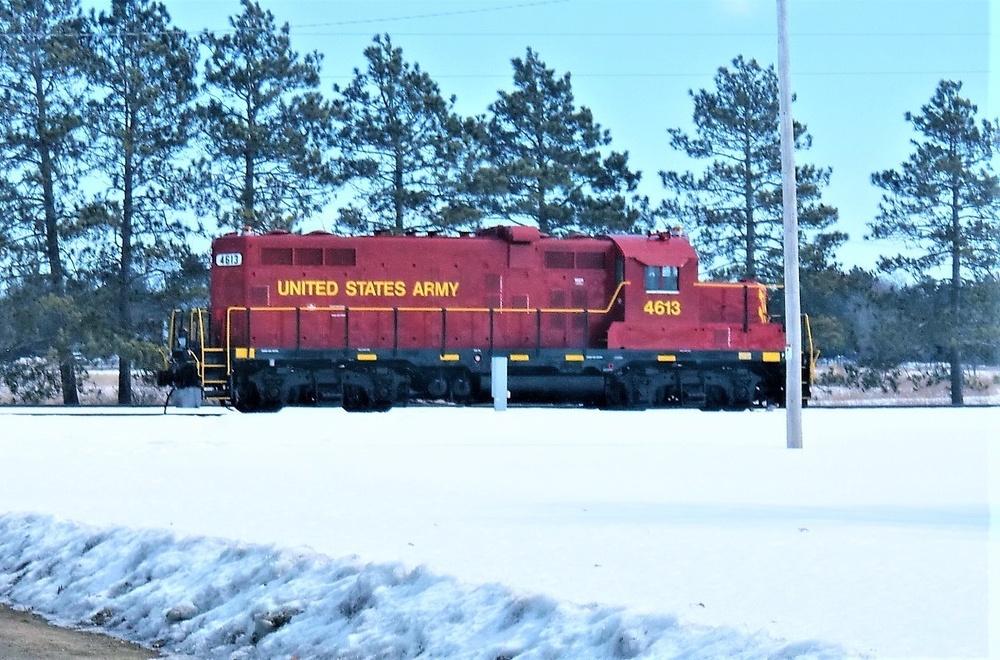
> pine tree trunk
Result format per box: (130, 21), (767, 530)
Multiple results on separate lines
(536, 179), (548, 235)
(949, 269), (964, 405)
(243, 149), (255, 228)
(118, 118), (135, 406)
(59, 361), (79, 406)
(118, 360), (132, 406)
(243, 102), (256, 228)
(394, 148), (405, 233)
(950, 346), (963, 406)
(743, 144), (756, 280)
(950, 178), (965, 406)
(949, 182), (963, 406)
(35, 66), (78, 406)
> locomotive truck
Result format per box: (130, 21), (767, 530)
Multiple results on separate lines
(158, 225), (814, 412)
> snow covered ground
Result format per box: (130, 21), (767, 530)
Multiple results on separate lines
(0, 405), (996, 659)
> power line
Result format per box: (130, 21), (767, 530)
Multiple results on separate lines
(287, 0), (571, 28)
(314, 70), (991, 81)
(3, 0), (573, 38)
(1, 27), (987, 39)
(289, 31), (990, 38)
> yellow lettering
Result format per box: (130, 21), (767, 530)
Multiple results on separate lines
(410, 280), (459, 297)
(276, 280), (341, 297)
(644, 299), (682, 316)
(344, 280), (407, 297)
(281, 279), (461, 298)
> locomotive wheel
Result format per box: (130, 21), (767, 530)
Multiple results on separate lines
(258, 396), (283, 413)
(602, 377), (646, 410)
(702, 385), (729, 411)
(232, 380), (260, 413)
(603, 379), (627, 409)
(450, 372), (473, 402)
(342, 368), (400, 412)
(233, 382), (284, 413)
(342, 383), (371, 412)
(426, 373), (449, 399)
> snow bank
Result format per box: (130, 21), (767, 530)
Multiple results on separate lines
(0, 514), (848, 659)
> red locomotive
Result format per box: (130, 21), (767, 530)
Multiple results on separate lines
(160, 225), (812, 411)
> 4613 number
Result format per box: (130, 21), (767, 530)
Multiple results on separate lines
(643, 299), (681, 316)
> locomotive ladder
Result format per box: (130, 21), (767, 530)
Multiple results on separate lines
(169, 308), (230, 401)
(190, 309), (229, 400)
(200, 347), (229, 401)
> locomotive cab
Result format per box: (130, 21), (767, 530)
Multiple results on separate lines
(606, 230), (699, 349)
(595, 229), (790, 409)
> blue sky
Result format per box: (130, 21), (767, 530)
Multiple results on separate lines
(107, 0), (993, 272)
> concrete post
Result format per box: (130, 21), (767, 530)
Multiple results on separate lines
(491, 356), (508, 412)
(777, 0), (803, 448)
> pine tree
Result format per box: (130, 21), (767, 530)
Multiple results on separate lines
(197, 0), (337, 232)
(0, 178), (17, 270)
(0, 0), (93, 404)
(870, 80), (1000, 405)
(333, 34), (477, 234)
(83, 0), (199, 404)
(479, 48), (642, 236)
(660, 55), (842, 282)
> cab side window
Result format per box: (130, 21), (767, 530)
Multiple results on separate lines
(645, 265), (679, 293)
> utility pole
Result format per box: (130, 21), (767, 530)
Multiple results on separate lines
(776, 0), (803, 448)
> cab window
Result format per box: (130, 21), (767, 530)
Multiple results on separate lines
(645, 265), (679, 293)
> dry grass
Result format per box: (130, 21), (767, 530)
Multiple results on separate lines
(0, 369), (170, 406)
(810, 363), (1000, 406)
(76, 370), (170, 406)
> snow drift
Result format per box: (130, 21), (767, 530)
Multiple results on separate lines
(0, 514), (847, 659)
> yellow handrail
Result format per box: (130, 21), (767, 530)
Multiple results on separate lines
(226, 280), (630, 319)
(221, 280), (632, 375)
(163, 310), (178, 369)
(803, 313), (819, 383)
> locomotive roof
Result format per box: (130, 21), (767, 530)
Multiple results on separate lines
(608, 233), (696, 267)
(214, 227), (697, 267)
